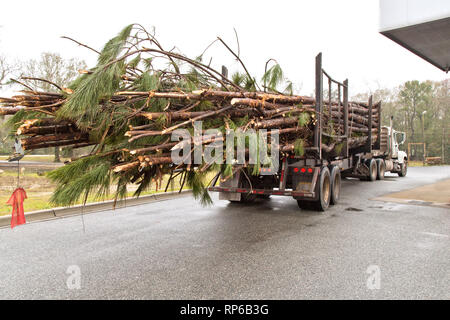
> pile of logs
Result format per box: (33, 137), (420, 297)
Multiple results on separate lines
(0, 23), (382, 205)
(16, 119), (92, 150)
(1, 88), (379, 167)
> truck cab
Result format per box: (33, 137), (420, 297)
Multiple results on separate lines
(379, 126), (408, 176)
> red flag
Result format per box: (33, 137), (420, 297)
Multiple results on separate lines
(7, 188), (27, 229)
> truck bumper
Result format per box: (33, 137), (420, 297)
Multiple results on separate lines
(209, 186), (315, 198)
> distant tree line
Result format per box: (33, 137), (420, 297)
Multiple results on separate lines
(352, 79), (449, 163)
(0, 52), (86, 161)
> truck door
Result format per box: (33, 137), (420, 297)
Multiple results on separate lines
(391, 131), (398, 159)
(391, 131), (406, 159)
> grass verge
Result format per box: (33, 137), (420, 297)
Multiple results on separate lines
(0, 155), (69, 163)
(1, 170), (216, 216)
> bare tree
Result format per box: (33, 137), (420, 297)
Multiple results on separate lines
(0, 28), (19, 89)
(23, 52), (86, 92)
(22, 52), (87, 161)
(0, 55), (15, 88)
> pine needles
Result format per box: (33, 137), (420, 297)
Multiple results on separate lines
(47, 156), (112, 206)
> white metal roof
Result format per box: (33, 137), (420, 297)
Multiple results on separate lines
(379, 0), (450, 72)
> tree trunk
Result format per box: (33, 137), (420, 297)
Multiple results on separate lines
(54, 146), (60, 163)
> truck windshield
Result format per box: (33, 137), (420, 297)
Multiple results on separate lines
(394, 132), (406, 145)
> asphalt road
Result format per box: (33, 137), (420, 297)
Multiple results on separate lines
(0, 166), (449, 299)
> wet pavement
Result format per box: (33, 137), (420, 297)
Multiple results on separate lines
(373, 178), (450, 208)
(0, 166), (449, 299)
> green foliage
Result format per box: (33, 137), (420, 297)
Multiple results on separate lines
(262, 63), (284, 92)
(186, 67), (207, 84)
(143, 58), (153, 70)
(57, 25), (134, 127)
(177, 78), (198, 91)
(127, 54), (141, 69)
(133, 168), (157, 197)
(244, 75), (257, 91)
(284, 81), (293, 95)
(114, 174), (129, 205)
(47, 156), (112, 205)
(136, 72), (160, 92)
(334, 142), (344, 155)
(58, 62), (125, 126)
(155, 113), (168, 128)
(222, 163), (233, 179)
(399, 80), (433, 112)
(231, 72), (245, 87)
(200, 188), (212, 206)
(228, 115), (248, 129)
(298, 112), (310, 127)
(6, 110), (46, 132)
(294, 139), (305, 156)
(251, 145), (260, 176)
(186, 170), (212, 206)
(68, 73), (89, 91)
(398, 81), (433, 140)
(231, 71), (255, 90)
(194, 100), (214, 112)
(98, 24), (133, 65)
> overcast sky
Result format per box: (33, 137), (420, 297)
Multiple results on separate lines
(0, 0), (448, 97)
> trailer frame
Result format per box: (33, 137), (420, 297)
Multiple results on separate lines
(209, 53), (399, 211)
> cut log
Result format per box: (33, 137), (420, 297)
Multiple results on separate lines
(0, 106), (25, 115)
(21, 133), (88, 147)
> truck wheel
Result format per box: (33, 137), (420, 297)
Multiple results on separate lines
(398, 162), (407, 177)
(329, 165), (341, 205)
(367, 159), (377, 181)
(376, 159), (385, 180)
(310, 166), (331, 211)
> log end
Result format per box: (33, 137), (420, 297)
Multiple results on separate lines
(192, 89), (206, 95)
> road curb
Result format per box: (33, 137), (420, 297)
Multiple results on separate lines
(0, 190), (193, 228)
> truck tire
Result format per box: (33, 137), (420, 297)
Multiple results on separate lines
(367, 159), (377, 181)
(398, 162), (407, 177)
(376, 159), (385, 180)
(329, 165), (341, 205)
(310, 166), (331, 211)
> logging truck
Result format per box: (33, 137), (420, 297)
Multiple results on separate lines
(209, 53), (408, 211)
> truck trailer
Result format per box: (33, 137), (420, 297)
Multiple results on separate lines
(209, 53), (408, 211)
